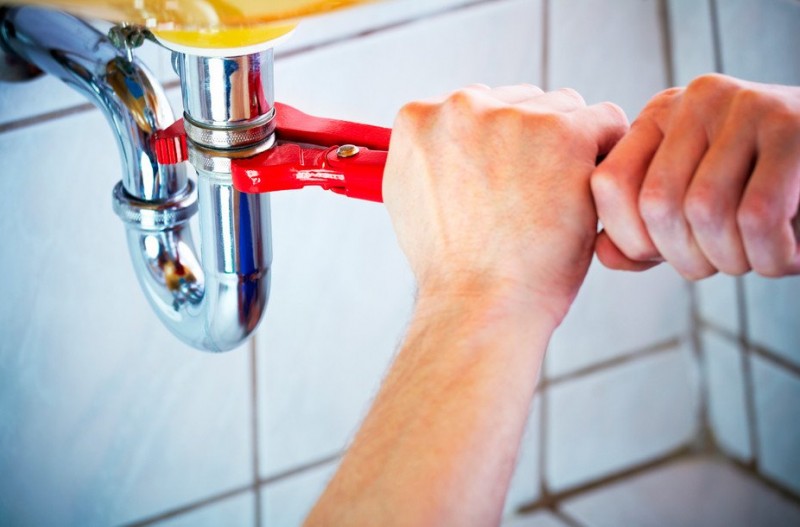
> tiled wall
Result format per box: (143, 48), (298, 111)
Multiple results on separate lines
(0, 0), (797, 525)
(682, 0), (800, 501)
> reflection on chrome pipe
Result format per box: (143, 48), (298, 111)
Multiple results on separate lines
(0, 6), (185, 201)
(1, 6), (273, 352)
(115, 178), (272, 352)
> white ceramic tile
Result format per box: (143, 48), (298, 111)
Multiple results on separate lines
(155, 493), (255, 527)
(0, 22), (172, 127)
(702, 330), (752, 461)
(752, 355), (800, 494)
(257, 189), (414, 477)
(563, 457), (800, 527)
(156, 1), (490, 87)
(547, 262), (690, 378)
(744, 274), (800, 368)
(667, 0), (717, 85)
(549, 0), (670, 118)
(504, 396), (542, 517)
(0, 110), (252, 526)
(262, 463), (338, 527)
(546, 345), (699, 492)
(717, 0), (800, 85)
(278, 0), (479, 54)
(258, 0), (542, 477)
(696, 274), (740, 335)
(504, 510), (571, 527)
(273, 0), (542, 128)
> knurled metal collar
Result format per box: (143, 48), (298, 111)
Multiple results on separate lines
(183, 108), (276, 150)
(112, 180), (198, 231)
(188, 134), (276, 176)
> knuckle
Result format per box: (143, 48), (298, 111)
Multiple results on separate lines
(484, 105), (526, 132)
(639, 185), (679, 228)
(640, 87), (682, 122)
(652, 87), (683, 106)
(731, 87), (764, 115)
(737, 192), (781, 236)
(621, 240), (660, 262)
(447, 88), (475, 107)
(522, 83), (545, 94)
(556, 87), (586, 105)
(590, 169), (622, 201)
(752, 260), (786, 278)
(599, 101), (628, 125)
(655, 86), (684, 101)
(686, 73), (735, 96)
(762, 107), (800, 139)
(679, 266), (717, 282)
(724, 263), (751, 277)
(396, 100), (435, 124)
(464, 83), (490, 91)
(684, 186), (722, 231)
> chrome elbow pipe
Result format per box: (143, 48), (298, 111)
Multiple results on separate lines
(1, 6), (272, 352)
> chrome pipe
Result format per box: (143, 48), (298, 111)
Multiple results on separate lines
(0, 6), (186, 201)
(173, 51), (277, 151)
(1, 7), (273, 352)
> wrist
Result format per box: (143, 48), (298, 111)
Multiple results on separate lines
(414, 274), (564, 336)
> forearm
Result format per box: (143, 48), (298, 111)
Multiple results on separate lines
(305, 288), (557, 527)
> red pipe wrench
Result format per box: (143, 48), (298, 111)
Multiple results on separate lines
(152, 103), (391, 203)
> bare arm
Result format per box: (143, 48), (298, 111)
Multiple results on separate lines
(305, 85), (628, 527)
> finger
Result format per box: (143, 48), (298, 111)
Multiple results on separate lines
(525, 87), (587, 113)
(684, 119), (756, 275)
(591, 117), (663, 262)
(640, 107), (716, 279)
(488, 84), (544, 104)
(595, 230), (661, 271)
(578, 101), (629, 156)
(739, 137), (800, 276)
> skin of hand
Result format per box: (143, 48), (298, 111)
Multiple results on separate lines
(383, 84), (629, 324)
(304, 85), (627, 527)
(592, 73), (800, 279)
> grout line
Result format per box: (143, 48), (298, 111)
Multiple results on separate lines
(687, 282), (714, 452)
(697, 318), (739, 342)
(0, 0), (504, 134)
(276, 0), (512, 61)
(736, 277), (761, 471)
(657, 0), (676, 88)
(749, 343), (800, 379)
(551, 507), (587, 527)
(543, 338), (682, 388)
(0, 102), (95, 134)
(121, 453), (343, 527)
(538, 350), (551, 503)
(709, 0), (725, 74)
(541, 0), (550, 92)
(119, 483), (256, 527)
(701, 319), (800, 379)
(257, 452), (342, 487)
(249, 335), (263, 527)
(726, 455), (800, 504)
(517, 444), (695, 514)
(0, 79), (181, 135)
(536, 0), (551, 507)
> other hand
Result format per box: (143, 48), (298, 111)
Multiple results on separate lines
(592, 73), (800, 279)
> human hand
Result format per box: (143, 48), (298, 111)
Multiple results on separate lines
(383, 85), (628, 325)
(592, 73), (800, 279)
